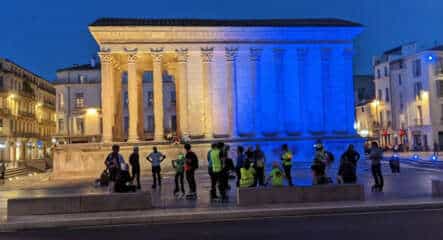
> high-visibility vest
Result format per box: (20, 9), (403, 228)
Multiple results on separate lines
(240, 167), (255, 187)
(270, 168), (284, 186)
(210, 149), (222, 173)
(282, 151), (293, 166)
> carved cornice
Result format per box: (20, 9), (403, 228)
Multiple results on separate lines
(225, 47), (238, 61)
(201, 47), (214, 63)
(150, 48), (164, 63)
(249, 48), (263, 62)
(176, 48), (189, 63)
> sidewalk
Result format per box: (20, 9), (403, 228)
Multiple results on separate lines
(3, 198), (443, 232)
(1, 160), (443, 231)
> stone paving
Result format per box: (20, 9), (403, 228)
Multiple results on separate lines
(1, 159), (443, 221)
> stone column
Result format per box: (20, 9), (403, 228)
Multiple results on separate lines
(151, 48), (164, 141)
(274, 48), (285, 135)
(112, 62), (123, 141)
(249, 48), (262, 136)
(343, 48), (355, 134)
(201, 47), (214, 139)
(296, 48), (308, 135)
(127, 52), (141, 142)
(225, 47), (238, 138)
(175, 48), (189, 137)
(98, 52), (115, 143)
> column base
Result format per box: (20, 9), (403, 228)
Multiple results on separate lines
(127, 137), (140, 143)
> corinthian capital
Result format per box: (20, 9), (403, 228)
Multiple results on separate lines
(176, 48), (189, 63)
(250, 48), (263, 62)
(150, 48), (164, 63)
(127, 52), (138, 64)
(225, 47), (238, 62)
(98, 52), (114, 64)
(273, 48), (285, 59)
(201, 47), (214, 63)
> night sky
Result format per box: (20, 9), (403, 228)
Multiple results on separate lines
(2, 0), (443, 80)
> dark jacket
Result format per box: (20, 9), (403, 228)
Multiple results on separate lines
(129, 152), (140, 171)
(185, 151), (199, 170)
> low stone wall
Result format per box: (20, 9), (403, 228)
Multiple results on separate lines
(237, 184), (365, 206)
(432, 180), (443, 197)
(7, 191), (152, 217)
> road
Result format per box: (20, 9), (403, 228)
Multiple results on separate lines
(3, 208), (443, 240)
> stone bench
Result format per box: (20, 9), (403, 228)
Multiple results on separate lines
(237, 184), (365, 206)
(7, 191), (152, 217)
(432, 180), (443, 197)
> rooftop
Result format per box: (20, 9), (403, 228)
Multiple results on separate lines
(56, 63), (100, 73)
(89, 18), (362, 27)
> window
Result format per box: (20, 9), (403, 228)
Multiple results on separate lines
(76, 118), (84, 135)
(380, 111), (384, 125)
(413, 59), (422, 77)
(414, 82), (423, 99)
(58, 119), (64, 132)
(147, 115), (154, 132)
(0, 76), (3, 89)
(377, 69), (381, 79)
(58, 93), (64, 110)
(78, 75), (87, 83)
(74, 93), (85, 109)
(417, 106), (423, 125)
(385, 88), (390, 102)
(361, 107), (365, 113)
(400, 93), (404, 111)
(378, 89), (382, 101)
(437, 80), (443, 98)
(0, 118), (3, 129)
(440, 104), (443, 123)
(398, 75), (402, 85)
(384, 66), (388, 77)
(147, 91), (153, 106)
(170, 91), (176, 105)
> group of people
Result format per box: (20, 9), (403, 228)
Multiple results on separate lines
(101, 140), (385, 196)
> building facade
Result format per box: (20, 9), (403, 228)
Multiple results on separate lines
(0, 58), (56, 168)
(52, 18), (364, 179)
(373, 43), (443, 150)
(354, 74), (375, 105)
(54, 61), (177, 143)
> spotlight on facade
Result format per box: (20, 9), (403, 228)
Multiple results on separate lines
(0, 143), (6, 149)
(428, 55), (434, 61)
(86, 108), (98, 115)
(431, 155), (438, 161)
(412, 154), (420, 160)
(51, 138), (57, 144)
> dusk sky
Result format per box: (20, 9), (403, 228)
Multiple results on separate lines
(2, 0), (443, 80)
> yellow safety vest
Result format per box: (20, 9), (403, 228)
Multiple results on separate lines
(210, 149), (222, 173)
(240, 167), (255, 187)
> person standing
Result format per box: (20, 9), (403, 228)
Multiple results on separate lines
(434, 141), (439, 156)
(208, 143), (218, 199)
(104, 144), (125, 192)
(146, 146), (166, 189)
(337, 144), (360, 184)
(235, 146), (245, 187)
(184, 143), (199, 199)
(253, 144), (266, 187)
(172, 153), (186, 197)
(0, 159), (5, 183)
(369, 141), (384, 192)
(281, 144), (293, 186)
(239, 159), (255, 188)
(129, 146), (141, 189)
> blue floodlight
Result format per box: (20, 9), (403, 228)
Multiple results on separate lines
(431, 155), (438, 161)
(412, 154), (420, 160)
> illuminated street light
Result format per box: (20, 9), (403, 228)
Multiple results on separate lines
(86, 108), (98, 115)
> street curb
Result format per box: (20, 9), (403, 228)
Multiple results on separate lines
(2, 200), (443, 232)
